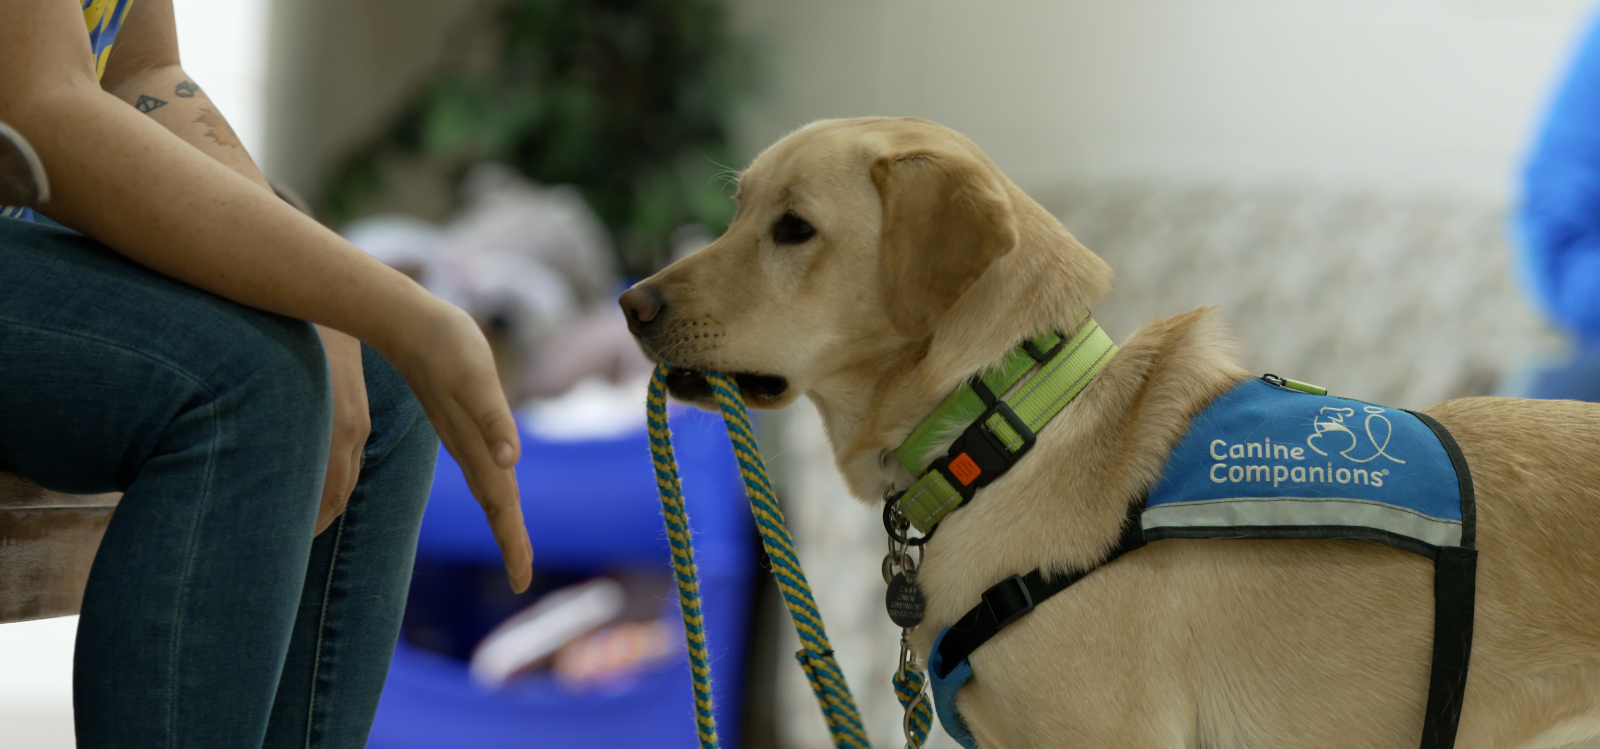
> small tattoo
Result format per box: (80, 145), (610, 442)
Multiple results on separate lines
(174, 81), (199, 98)
(134, 95), (167, 114)
(194, 107), (242, 149)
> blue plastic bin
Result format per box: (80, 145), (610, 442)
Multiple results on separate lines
(368, 405), (756, 749)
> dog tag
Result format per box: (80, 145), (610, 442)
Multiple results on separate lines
(885, 572), (926, 628)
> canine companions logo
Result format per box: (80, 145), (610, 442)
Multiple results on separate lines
(1307, 406), (1406, 464)
(1207, 405), (1405, 489)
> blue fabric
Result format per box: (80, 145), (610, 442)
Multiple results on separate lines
(1528, 342), (1600, 402)
(1519, 8), (1600, 345)
(1144, 379), (1464, 551)
(415, 407), (754, 576)
(369, 407), (759, 749)
(928, 627), (978, 749)
(0, 216), (437, 747)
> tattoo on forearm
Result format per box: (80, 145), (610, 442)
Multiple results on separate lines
(174, 80), (199, 98)
(134, 95), (167, 114)
(194, 107), (242, 149)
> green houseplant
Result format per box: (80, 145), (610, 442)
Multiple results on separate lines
(324, 0), (752, 275)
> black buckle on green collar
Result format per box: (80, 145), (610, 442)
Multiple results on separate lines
(931, 400), (1037, 502)
(1021, 330), (1068, 363)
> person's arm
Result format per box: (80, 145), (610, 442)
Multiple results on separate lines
(0, 0), (531, 590)
(97, 0), (270, 190)
(99, 0), (367, 535)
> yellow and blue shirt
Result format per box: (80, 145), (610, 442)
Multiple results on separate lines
(84, 0), (135, 79)
(2, 0), (135, 221)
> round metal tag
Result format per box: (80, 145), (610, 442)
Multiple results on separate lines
(885, 572), (926, 628)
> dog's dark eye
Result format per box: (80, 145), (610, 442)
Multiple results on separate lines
(771, 213), (816, 245)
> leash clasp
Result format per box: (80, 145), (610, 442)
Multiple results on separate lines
(895, 631), (931, 749)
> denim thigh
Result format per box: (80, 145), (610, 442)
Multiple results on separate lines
(0, 217), (333, 747)
(2, 218), (439, 748)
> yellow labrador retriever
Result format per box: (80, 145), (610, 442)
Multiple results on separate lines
(620, 117), (1600, 748)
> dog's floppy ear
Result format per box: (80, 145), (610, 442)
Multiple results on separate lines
(872, 151), (1017, 338)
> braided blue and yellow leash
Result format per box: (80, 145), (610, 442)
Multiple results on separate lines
(647, 365), (874, 749)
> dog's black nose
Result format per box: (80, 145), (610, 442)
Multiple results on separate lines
(619, 285), (664, 337)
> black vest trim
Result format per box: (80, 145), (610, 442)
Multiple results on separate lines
(1407, 409), (1477, 749)
(1408, 410), (1476, 549)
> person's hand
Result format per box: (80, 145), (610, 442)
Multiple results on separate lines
(314, 325), (370, 536)
(382, 299), (534, 593)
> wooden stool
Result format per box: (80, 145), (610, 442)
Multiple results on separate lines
(0, 474), (119, 624)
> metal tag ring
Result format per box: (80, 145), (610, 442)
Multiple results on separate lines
(883, 499), (939, 546)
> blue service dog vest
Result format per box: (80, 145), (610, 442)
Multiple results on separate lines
(928, 377), (1477, 749)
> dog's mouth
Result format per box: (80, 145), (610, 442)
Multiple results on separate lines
(662, 367), (790, 408)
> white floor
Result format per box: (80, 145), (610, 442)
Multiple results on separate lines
(0, 616), (78, 748)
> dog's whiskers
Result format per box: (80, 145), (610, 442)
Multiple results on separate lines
(651, 318), (726, 366)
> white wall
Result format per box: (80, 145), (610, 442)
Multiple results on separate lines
(0, 617), (80, 748)
(261, 0), (486, 201)
(173, 0), (271, 159)
(729, 0), (1596, 201)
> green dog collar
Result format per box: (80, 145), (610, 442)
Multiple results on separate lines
(892, 318), (1118, 533)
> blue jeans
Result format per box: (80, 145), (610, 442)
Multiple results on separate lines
(0, 217), (438, 747)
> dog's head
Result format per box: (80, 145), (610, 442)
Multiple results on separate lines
(621, 117), (1110, 416)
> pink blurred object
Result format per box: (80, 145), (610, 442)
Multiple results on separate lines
(552, 621), (678, 691)
(468, 573), (681, 692)
(468, 578), (626, 689)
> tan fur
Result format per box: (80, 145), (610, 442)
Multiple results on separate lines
(627, 117), (1600, 748)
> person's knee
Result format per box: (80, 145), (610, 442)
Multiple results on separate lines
(119, 309), (331, 530)
(360, 344), (438, 479)
(222, 314), (330, 418)
(188, 311), (333, 469)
